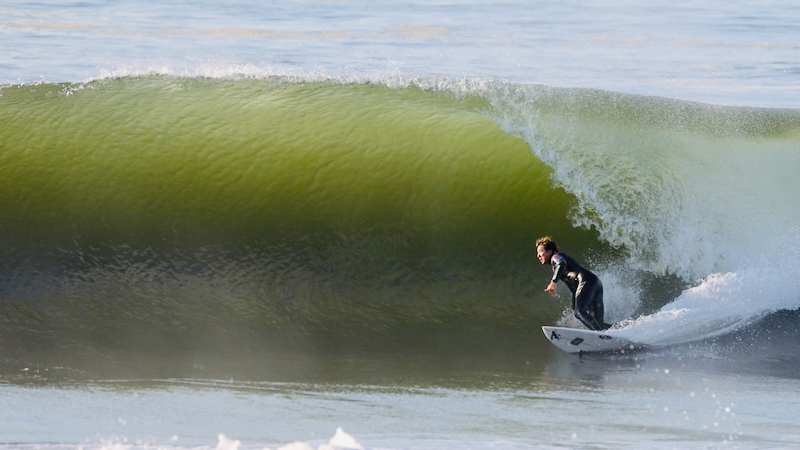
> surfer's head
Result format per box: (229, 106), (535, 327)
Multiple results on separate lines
(535, 236), (558, 264)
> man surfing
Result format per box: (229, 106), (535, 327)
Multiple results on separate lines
(536, 236), (611, 331)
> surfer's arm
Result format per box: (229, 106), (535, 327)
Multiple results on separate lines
(550, 253), (567, 283)
(546, 253), (567, 296)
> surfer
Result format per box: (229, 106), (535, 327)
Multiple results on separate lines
(536, 236), (611, 331)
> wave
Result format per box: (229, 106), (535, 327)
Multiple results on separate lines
(1, 75), (799, 365)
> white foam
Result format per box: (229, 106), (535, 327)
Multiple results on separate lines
(276, 442), (315, 450)
(616, 260), (800, 346)
(220, 428), (364, 450)
(319, 428), (364, 450)
(215, 434), (241, 450)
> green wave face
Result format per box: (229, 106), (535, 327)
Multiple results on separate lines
(1, 77), (603, 362)
(1, 77), (586, 246)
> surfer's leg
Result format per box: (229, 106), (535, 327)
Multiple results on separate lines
(574, 279), (604, 331)
(590, 283), (612, 331)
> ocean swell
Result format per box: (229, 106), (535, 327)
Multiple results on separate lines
(2, 75), (799, 362)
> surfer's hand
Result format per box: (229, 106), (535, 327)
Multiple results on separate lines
(545, 282), (557, 296)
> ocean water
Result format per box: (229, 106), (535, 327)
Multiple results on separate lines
(2, 1), (800, 449)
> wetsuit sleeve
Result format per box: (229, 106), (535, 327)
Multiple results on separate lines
(550, 253), (567, 283)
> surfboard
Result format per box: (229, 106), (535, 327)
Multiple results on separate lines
(542, 325), (645, 353)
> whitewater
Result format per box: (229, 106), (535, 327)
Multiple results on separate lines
(2, 1), (800, 449)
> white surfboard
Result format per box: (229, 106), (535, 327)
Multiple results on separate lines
(542, 325), (645, 353)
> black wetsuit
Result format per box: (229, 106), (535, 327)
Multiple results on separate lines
(550, 252), (611, 331)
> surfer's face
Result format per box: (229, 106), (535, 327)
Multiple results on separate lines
(536, 245), (552, 264)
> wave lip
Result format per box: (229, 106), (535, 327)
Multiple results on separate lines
(483, 83), (800, 280)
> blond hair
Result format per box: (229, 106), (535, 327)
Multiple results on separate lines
(535, 236), (559, 253)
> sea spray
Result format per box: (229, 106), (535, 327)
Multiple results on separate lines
(483, 82), (800, 279)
